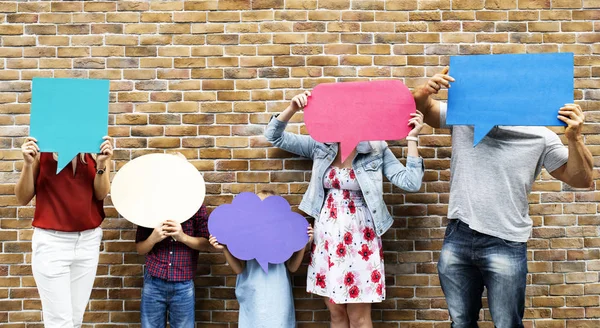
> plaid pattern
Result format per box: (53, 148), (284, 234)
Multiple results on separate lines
(136, 206), (209, 282)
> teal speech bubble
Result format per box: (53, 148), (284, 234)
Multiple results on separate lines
(30, 78), (109, 173)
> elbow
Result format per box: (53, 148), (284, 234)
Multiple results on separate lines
(406, 183), (422, 193)
(402, 180), (422, 193)
(581, 176), (594, 189)
(264, 131), (280, 145)
(15, 192), (32, 206)
(571, 177), (594, 189)
(16, 196), (29, 206)
(95, 190), (109, 201)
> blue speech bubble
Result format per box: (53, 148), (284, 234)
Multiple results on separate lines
(30, 78), (109, 173)
(447, 53), (573, 145)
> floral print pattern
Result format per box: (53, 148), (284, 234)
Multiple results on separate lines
(307, 167), (386, 303)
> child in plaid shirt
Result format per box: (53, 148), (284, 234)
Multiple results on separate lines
(136, 205), (210, 328)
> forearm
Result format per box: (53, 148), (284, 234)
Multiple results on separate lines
(276, 105), (297, 123)
(564, 137), (594, 188)
(406, 140), (419, 158)
(412, 85), (434, 114)
(136, 238), (157, 255)
(15, 164), (35, 205)
(286, 248), (306, 273)
(179, 234), (211, 252)
(93, 161), (111, 200)
(223, 248), (245, 274)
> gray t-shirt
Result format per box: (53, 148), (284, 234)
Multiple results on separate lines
(440, 102), (569, 242)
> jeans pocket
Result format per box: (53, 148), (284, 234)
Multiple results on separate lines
(500, 237), (527, 249)
(444, 220), (458, 239)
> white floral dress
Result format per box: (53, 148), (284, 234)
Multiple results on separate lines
(306, 167), (385, 304)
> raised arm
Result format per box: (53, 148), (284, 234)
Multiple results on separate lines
(15, 137), (40, 206)
(380, 113), (425, 192)
(549, 104), (594, 188)
(264, 91), (318, 159)
(412, 67), (455, 128)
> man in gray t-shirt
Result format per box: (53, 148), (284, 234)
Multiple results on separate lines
(413, 68), (593, 328)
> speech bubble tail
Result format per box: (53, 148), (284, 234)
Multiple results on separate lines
(473, 124), (495, 146)
(339, 141), (358, 163)
(257, 259), (270, 274)
(56, 152), (78, 174)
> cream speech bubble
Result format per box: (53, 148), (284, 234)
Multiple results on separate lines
(111, 153), (206, 228)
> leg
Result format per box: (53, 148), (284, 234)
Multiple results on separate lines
(346, 303), (372, 328)
(70, 228), (102, 328)
(32, 228), (75, 328)
(167, 280), (195, 328)
(325, 298), (349, 328)
(437, 221), (484, 328)
(141, 273), (168, 328)
(477, 235), (527, 328)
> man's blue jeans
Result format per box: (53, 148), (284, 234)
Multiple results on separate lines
(438, 220), (527, 328)
(141, 271), (195, 328)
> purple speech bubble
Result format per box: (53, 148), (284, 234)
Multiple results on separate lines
(208, 192), (309, 273)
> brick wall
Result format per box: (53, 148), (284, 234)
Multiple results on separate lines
(0, 0), (599, 327)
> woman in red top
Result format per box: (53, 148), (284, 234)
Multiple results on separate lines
(15, 136), (113, 328)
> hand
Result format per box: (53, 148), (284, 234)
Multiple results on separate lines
(150, 224), (168, 244)
(407, 110), (425, 137)
(307, 225), (314, 244)
(209, 235), (225, 251)
(163, 220), (184, 241)
(21, 137), (39, 166)
(96, 136), (114, 170)
(558, 103), (585, 141)
(423, 67), (455, 95)
(289, 91), (311, 113)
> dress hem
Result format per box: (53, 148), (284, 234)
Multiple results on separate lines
(306, 290), (385, 304)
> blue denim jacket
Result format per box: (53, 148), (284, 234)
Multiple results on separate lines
(264, 117), (424, 236)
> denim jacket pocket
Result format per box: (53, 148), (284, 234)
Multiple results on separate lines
(363, 159), (383, 187)
(363, 158), (383, 171)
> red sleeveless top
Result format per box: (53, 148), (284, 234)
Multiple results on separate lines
(33, 153), (105, 232)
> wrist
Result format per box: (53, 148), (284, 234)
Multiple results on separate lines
(176, 232), (187, 243)
(150, 235), (161, 245)
(567, 134), (584, 142)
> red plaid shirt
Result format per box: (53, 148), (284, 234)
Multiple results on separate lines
(136, 206), (209, 282)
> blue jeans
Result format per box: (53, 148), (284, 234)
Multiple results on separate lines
(438, 220), (527, 328)
(141, 271), (195, 328)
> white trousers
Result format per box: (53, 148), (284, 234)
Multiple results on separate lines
(32, 227), (102, 328)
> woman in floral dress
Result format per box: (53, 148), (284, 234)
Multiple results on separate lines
(265, 91), (425, 327)
(309, 167), (386, 304)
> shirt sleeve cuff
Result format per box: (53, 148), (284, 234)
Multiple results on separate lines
(406, 156), (424, 170)
(265, 115), (288, 138)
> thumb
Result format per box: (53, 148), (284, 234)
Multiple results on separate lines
(441, 66), (449, 75)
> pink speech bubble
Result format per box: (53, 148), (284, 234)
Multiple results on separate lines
(304, 80), (416, 162)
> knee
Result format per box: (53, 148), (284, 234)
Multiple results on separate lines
(348, 313), (369, 326)
(329, 306), (348, 323)
(347, 307), (371, 326)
